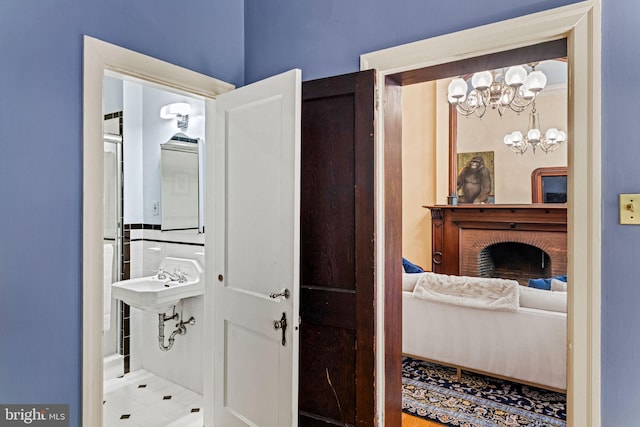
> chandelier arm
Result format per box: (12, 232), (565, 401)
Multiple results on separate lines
(500, 86), (517, 107)
(509, 94), (537, 112)
(510, 143), (527, 154)
(455, 88), (484, 116)
(455, 103), (476, 117)
(539, 140), (560, 153)
(478, 88), (490, 107)
(508, 104), (530, 114)
(474, 104), (487, 118)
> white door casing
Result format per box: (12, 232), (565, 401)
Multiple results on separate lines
(83, 36), (235, 427)
(85, 38), (301, 426)
(211, 69), (301, 427)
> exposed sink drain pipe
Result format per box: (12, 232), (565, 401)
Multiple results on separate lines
(158, 309), (195, 351)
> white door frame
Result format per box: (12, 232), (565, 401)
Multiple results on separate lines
(361, 2), (601, 426)
(82, 35), (234, 427)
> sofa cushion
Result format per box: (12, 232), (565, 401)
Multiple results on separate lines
(551, 278), (567, 292)
(402, 273), (420, 292)
(519, 285), (567, 313)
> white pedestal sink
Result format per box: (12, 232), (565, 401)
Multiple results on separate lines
(112, 257), (204, 313)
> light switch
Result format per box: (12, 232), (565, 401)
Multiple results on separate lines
(619, 194), (640, 224)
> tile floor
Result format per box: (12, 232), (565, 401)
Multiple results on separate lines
(104, 369), (203, 427)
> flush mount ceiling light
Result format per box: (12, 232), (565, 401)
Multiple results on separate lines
(160, 102), (191, 131)
(503, 100), (566, 154)
(447, 62), (547, 118)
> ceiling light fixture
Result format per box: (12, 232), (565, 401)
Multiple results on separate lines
(160, 102), (191, 131)
(503, 101), (566, 154)
(447, 63), (547, 118)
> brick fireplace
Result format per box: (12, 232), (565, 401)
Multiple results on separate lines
(460, 228), (567, 285)
(427, 205), (567, 283)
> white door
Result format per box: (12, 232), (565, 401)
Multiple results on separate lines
(211, 69), (301, 427)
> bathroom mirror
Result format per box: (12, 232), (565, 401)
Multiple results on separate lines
(160, 135), (203, 232)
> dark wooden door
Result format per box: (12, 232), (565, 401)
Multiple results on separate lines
(299, 70), (401, 427)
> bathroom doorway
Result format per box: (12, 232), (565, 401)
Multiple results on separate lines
(101, 71), (208, 426)
(84, 37), (304, 427)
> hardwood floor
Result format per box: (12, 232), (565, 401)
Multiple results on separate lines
(402, 413), (446, 427)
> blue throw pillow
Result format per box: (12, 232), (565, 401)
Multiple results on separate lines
(402, 258), (424, 274)
(528, 278), (552, 290)
(528, 275), (567, 290)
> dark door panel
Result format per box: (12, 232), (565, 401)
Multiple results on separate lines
(300, 70), (376, 426)
(300, 69), (402, 427)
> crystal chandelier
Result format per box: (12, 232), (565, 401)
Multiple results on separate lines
(502, 101), (566, 154)
(447, 63), (547, 118)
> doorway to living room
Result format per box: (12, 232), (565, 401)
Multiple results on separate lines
(361, 3), (601, 426)
(399, 40), (570, 426)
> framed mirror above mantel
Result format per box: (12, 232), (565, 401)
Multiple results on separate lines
(446, 43), (569, 205)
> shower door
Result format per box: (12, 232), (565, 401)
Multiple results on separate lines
(103, 133), (122, 357)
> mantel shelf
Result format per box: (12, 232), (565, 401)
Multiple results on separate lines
(422, 203), (567, 209)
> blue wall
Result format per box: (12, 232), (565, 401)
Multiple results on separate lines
(1, 0), (636, 425)
(244, 0), (582, 83)
(0, 1), (243, 425)
(601, 1), (640, 424)
(245, 0), (634, 424)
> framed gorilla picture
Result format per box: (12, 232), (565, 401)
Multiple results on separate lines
(456, 151), (495, 204)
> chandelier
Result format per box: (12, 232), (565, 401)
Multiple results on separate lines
(447, 63), (547, 118)
(502, 101), (566, 154)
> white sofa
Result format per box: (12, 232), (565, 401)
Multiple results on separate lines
(402, 272), (567, 391)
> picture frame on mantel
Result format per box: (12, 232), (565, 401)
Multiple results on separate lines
(455, 151), (495, 204)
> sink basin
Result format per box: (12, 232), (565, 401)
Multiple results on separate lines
(112, 257), (204, 312)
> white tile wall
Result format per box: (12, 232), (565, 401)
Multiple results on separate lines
(130, 240), (145, 279)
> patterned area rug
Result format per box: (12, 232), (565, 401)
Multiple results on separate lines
(402, 356), (566, 427)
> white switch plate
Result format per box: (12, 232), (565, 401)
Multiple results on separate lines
(619, 194), (640, 224)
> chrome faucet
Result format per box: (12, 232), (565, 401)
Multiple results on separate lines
(157, 268), (188, 283)
(175, 269), (189, 283)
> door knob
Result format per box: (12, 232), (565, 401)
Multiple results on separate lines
(269, 288), (290, 299)
(273, 312), (287, 346)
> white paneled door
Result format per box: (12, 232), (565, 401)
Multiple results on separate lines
(212, 69), (301, 427)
